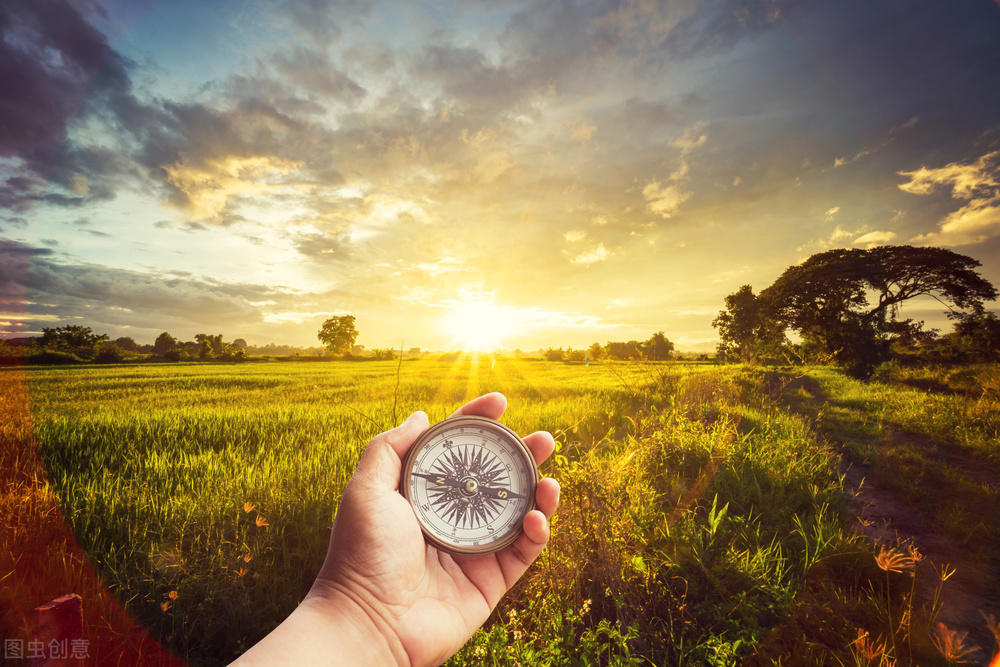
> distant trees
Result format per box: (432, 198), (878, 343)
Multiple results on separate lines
(114, 337), (140, 352)
(39, 325), (109, 360)
(645, 331), (675, 360)
(712, 286), (785, 363)
(154, 332), (176, 356)
(318, 315), (359, 355)
(546, 333), (676, 362)
(947, 306), (1000, 362)
(12, 326), (333, 364)
(715, 245), (998, 376)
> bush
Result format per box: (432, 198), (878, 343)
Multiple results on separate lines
(94, 344), (124, 364)
(27, 350), (83, 365)
(164, 349), (192, 362)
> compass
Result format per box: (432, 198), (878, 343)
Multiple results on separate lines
(400, 415), (539, 556)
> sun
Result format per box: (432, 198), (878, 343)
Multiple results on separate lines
(442, 297), (521, 352)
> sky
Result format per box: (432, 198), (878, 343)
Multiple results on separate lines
(2, 0), (1000, 353)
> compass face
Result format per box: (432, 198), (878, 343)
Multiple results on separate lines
(400, 416), (539, 556)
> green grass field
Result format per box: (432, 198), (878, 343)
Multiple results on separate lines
(3, 358), (999, 665)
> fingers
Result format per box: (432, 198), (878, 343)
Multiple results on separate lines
(496, 477), (560, 588)
(534, 476), (560, 520)
(449, 392), (507, 420)
(451, 393), (554, 467)
(522, 431), (555, 466)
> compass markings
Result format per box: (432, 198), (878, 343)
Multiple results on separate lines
(425, 440), (513, 528)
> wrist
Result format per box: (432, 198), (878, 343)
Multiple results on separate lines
(230, 576), (407, 666)
(304, 575), (408, 666)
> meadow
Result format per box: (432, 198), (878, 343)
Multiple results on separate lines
(2, 358), (999, 665)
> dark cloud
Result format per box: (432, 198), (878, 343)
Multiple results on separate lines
(0, 0), (116, 168)
(0, 0), (144, 210)
(0, 239), (326, 336)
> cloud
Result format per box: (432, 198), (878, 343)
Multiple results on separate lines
(642, 181), (692, 219)
(911, 200), (1000, 247)
(824, 206), (840, 222)
(902, 151), (1000, 246)
(899, 151), (999, 199)
(570, 121), (596, 142)
(0, 239), (328, 336)
(276, 0), (374, 47)
(643, 123), (707, 219)
(0, 0), (139, 210)
(571, 242), (610, 264)
(853, 230), (896, 247)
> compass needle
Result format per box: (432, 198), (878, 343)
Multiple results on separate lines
(400, 416), (540, 556)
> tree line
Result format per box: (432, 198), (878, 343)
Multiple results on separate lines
(0, 327), (327, 365)
(543, 332), (677, 362)
(712, 245), (999, 376)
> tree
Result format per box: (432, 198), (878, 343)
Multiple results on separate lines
(948, 306), (1000, 361)
(605, 340), (643, 360)
(759, 246), (997, 376)
(153, 332), (176, 356)
(318, 315), (359, 354)
(195, 333), (213, 359)
(39, 325), (109, 359)
(712, 285), (785, 363)
(643, 331), (675, 361)
(114, 337), (140, 352)
(587, 342), (604, 361)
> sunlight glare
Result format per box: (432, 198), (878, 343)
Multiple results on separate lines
(442, 297), (520, 352)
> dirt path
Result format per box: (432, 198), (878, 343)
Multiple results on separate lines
(788, 375), (1000, 665)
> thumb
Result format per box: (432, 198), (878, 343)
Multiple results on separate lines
(352, 411), (429, 491)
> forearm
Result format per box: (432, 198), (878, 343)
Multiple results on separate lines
(230, 584), (406, 667)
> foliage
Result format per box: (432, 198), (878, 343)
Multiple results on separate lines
(947, 306), (1000, 362)
(757, 245), (997, 377)
(644, 331), (674, 361)
(545, 347), (565, 361)
(370, 347), (398, 360)
(39, 325), (109, 360)
(317, 315), (359, 354)
(154, 332), (176, 356)
(26, 350), (84, 365)
(712, 285), (785, 363)
(597, 333), (676, 362)
(604, 340), (644, 360)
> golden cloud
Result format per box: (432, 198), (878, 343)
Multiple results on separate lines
(901, 151), (1000, 246)
(165, 155), (304, 222)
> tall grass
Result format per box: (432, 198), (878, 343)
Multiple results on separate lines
(7, 359), (994, 664)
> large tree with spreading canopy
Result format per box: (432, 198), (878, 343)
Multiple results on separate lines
(717, 246), (997, 376)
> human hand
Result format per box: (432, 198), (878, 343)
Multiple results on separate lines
(234, 393), (559, 666)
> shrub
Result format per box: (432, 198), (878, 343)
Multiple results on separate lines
(27, 350), (83, 365)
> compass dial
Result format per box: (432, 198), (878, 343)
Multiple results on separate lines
(400, 416), (539, 555)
